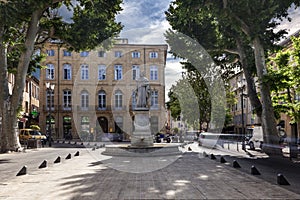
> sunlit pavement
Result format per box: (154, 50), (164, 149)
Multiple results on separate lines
(0, 143), (300, 199)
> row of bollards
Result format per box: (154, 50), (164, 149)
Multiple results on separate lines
(203, 151), (290, 185)
(55, 140), (107, 147)
(16, 151), (80, 176)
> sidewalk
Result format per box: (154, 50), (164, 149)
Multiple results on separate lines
(1, 146), (300, 199)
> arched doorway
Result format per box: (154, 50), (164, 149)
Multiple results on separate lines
(97, 117), (108, 141)
(46, 115), (56, 138)
(63, 116), (72, 139)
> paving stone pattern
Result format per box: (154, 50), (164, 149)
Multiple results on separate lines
(0, 149), (299, 200)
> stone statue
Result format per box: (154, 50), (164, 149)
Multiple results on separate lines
(135, 73), (151, 108)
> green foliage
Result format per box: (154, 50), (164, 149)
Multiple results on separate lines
(268, 36), (300, 123)
(166, 69), (211, 129)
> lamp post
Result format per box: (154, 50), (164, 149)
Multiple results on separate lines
(238, 79), (247, 151)
(46, 82), (55, 147)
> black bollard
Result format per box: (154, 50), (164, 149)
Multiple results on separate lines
(38, 160), (48, 169)
(210, 154), (216, 160)
(54, 156), (61, 163)
(220, 156), (226, 163)
(16, 166), (27, 176)
(74, 151), (80, 156)
(188, 147), (192, 151)
(203, 151), (208, 157)
(233, 160), (241, 168)
(277, 174), (290, 185)
(251, 165), (261, 175)
(65, 153), (71, 159)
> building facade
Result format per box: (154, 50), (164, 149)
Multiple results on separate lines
(228, 72), (260, 134)
(40, 39), (168, 140)
(228, 30), (300, 141)
(6, 73), (40, 129)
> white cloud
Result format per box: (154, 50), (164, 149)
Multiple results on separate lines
(116, 0), (172, 44)
(165, 58), (185, 101)
(276, 5), (300, 36)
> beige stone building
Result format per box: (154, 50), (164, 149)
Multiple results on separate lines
(6, 73), (40, 129)
(40, 39), (168, 140)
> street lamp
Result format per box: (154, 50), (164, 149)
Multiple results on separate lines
(238, 79), (247, 151)
(46, 82), (55, 147)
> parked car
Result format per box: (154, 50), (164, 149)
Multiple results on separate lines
(19, 129), (47, 145)
(247, 125), (286, 150)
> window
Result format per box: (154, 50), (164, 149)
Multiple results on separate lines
(132, 91), (137, 109)
(81, 116), (90, 133)
(114, 65), (122, 80)
(115, 116), (123, 133)
(46, 90), (54, 110)
(63, 64), (72, 80)
(32, 85), (36, 98)
(81, 91), (89, 110)
(98, 65), (106, 80)
(115, 90), (123, 109)
(149, 51), (158, 58)
(115, 51), (122, 57)
(150, 66), (158, 80)
(98, 51), (106, 57)
(80, 51), (89, 57)
(81, 64), (89, 80)
(98, 90), (106, 110)
(46, 64), (55, 80)
(63, 50), (71, 57)
(47, 49), (55, 56)
(132, 51), (140, 58)
(63, 90), (72, 110)
(151, 90), (159, 108)
(132, 65), (140, 80)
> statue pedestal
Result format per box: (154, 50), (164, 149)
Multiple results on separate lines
(131, 109), (153, 147)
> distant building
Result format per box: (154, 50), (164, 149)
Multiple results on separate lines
(227, 71), (260, 134)
(6, 73), (40, 129)
(228, 29), (300, 140)
(39, 39), (168, 140)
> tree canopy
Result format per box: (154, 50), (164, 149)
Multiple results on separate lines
(0, 0), (123, 152)
(268, 36), (300, 123)
(165, 0), (300, 154)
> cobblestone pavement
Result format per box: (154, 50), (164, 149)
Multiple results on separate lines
(0, 144), (300, 200)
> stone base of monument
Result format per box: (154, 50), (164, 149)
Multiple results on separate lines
(101, 143), (182, 157)
(130, 110), (153, 147)
(101, 108), (182, 157)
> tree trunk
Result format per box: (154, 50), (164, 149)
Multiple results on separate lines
(0, 26), (9, 152)
(252, 37), (281, 155)
(236, 38), (262, 121)
(1, 9), (43, 152)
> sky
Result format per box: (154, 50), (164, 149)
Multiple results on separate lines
(116, 0), (183, 101)
(116, 1), (300, 101)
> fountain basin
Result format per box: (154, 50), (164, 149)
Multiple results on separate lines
(102, 143), (182, 157)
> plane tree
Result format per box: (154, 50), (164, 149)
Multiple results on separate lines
(267, 36), (300, 156)
(165, 0), (300, 154)
(0, 0), (122, 152)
